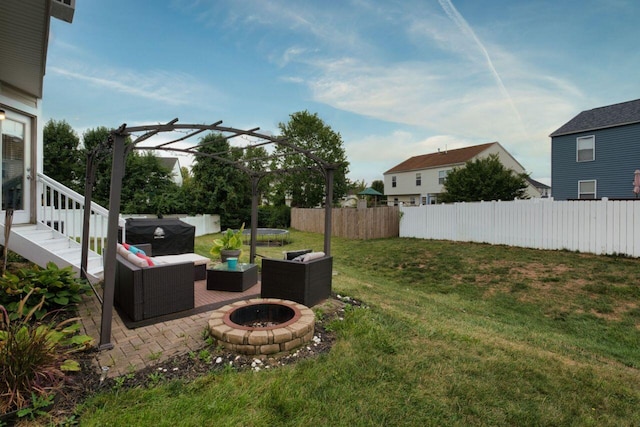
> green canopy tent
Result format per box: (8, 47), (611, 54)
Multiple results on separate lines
(358, 187), (384, 206)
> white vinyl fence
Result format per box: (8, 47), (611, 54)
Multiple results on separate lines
(400, 198), (640, 258)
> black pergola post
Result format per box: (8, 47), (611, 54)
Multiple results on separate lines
(249, 175), (260, 264)
(98, 132), (126, 350)
(323, 167), (334, 256)
(80, 150), (98, 281)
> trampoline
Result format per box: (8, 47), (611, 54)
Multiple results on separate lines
(242, 228), (290, 246)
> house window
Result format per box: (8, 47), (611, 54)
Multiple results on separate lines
(577, 136), (595, 162)
(578, 180), (596, 199)
(438, 169), (450, 185)
(416, 173), (421, 186)
(393, 197), (399, 206)
(421, 196), (427, 205)
(392, 176), (397, 188)
(409, 197), (416, 205)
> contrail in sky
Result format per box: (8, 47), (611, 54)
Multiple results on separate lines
(438, 0), (525, 133)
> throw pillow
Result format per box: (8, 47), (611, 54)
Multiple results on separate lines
(126, 253), (148, 268)
(127, 245), (146, 256)
(301, 252), (325, 262)
(136, 252), (154, 267)
(284, 249), (312, 260)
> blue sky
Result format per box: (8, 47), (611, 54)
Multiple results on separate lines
(44, 0), (640, 187)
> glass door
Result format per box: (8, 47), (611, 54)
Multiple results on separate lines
(1, 110), (31, 224)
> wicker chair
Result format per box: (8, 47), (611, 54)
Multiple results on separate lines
(114, 244), (195, 321)
(260, 256), (333, 307)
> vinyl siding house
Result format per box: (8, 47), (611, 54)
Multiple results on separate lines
(0, 1), (111, 280)
(383, 142), (541, 206)
(158, 157), (183, 186)
(550, 98), (640, 200)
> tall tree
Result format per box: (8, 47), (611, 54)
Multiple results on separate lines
(243, 144), (272, 204)
(371, 180), (384, 195)
(81, 126), (112, 207)
(190, 133), (251, 228)
(439, 154), (530, 203)
(120, 151), (181, 215)
(273, 111), (349, 208)
(43, 119), (83, 192)
(81, 127), (177, 213)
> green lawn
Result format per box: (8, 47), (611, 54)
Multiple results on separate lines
(78, 231), (640, 426)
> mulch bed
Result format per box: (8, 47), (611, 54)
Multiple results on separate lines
(20, 295), (364, 426)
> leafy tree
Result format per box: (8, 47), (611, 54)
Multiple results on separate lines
(190, 133), (251, 228)
(273, 111), (349, 208)
(439, 154), (529, 203)
(81, 127), (178, 213)
(371, 180), (384, 195)
(43, 119), (83, 192)
(243, 144), (272, 204)
(120, 151), (181, 215)
(81, 126), (112, 207)
(348, 178), (367, 195)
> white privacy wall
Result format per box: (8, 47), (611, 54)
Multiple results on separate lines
(400, 199), (640, 257)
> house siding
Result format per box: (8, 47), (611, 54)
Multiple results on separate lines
(384, 142), (541, 204)
(551, 122), (640, 200)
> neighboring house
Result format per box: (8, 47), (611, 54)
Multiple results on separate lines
(526, 177), (551, 198)
(158, 157), (183, 186)
(550, 98), (640, 200)
(383, 142), (541, 206)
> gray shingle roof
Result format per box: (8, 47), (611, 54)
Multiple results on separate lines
(550, 98), (640, 137)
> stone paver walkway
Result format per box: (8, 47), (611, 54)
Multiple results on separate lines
(78, 279), (260, 378)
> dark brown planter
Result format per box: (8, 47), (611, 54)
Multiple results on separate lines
(220, 249), (241, 262)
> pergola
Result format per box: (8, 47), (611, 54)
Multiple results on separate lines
(81, 119), (339, 350)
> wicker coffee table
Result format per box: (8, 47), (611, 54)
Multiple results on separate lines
(206, 262), (258, 292)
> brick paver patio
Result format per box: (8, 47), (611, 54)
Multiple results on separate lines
(79, 279), (261, 377)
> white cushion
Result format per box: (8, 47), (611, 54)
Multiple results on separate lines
(117, 244), (130, 257)
(153, 253), (211, 267)
(301, 252), (325, 262)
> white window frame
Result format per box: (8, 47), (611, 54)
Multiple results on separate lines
(416, 172), (421, 186)
(578, 180), (596, 199)
(576, 135), (595, 162)
(392, 176), (397, 188)
(438, 169), (450, 185)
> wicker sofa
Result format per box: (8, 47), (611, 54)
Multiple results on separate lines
(114, 244), (195, 322)
(260, 254), (333, 307)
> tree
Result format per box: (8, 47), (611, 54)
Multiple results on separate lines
(81, 126), (112, 207)
(439, 154), (529, 203)
(190, 133), (251, 228)
(273, 111), (349, 208)
(81, 127), (178, 213)
(371, 180), (384, 195)
(43, 119), (83, 192)
(119, 151), (181, 215)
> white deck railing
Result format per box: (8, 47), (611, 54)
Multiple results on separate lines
(36, 173), (125, 254)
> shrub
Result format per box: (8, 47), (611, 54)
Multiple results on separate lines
(258, 205), (291, 228)
(0, 262), (91, 320)
(0, 292), (93, 414)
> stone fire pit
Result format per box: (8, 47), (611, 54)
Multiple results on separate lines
(207, 298), (315, 355)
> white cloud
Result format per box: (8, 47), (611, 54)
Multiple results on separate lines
(49, 65), (222, 107)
